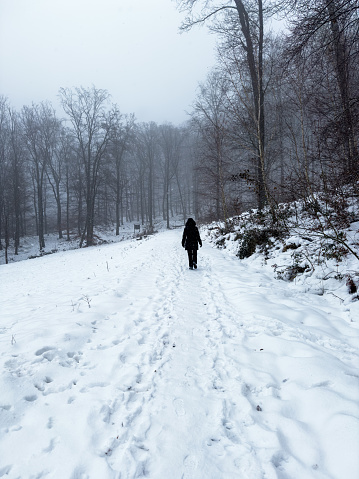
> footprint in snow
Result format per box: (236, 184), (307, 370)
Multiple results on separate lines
(0, 465), (12, 476)
(67, 351), (78, 359)
(206, 437), (225, 456)
(43, 351), (57, 362)
(42, 438), (57, 453)
(182, 455), (199, 478)
(24, 395), (37, 402)
(0, 404), (11, 411)
(80, 382), (109, 393)
(35, 346), (55, 356)
(70, 465), (89, 479)
(34, 382), (45, 392)
(97, 344), (109, 350)
(312, 380), (333, 388)
(272, 451), (288, 469)
(173, 398), (186, 417)
(9, 425), (22, 432)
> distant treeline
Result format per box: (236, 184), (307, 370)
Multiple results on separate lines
(1, 0), (358, 256)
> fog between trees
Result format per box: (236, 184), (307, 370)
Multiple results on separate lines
(1, 0), (358, 256)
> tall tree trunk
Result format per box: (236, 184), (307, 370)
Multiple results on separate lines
(327, 0), (358, 176)
(176, 172), (186, 223)
(85, 191), (95, 247)
(234, 0), (268, 211)
(140, 176), (145, 225)
(4, 210), (9, 264)
(148, 163), (153, 229)
(116, 164), (121, 235)
(66, 165), (70, 241)
(56, 183), (62, 239)
(37, 184), (45, 250)
(166, 184), (170, 229)
(14, 159), (21, 255)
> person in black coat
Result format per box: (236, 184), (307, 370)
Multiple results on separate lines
(182, 218), (202, 269)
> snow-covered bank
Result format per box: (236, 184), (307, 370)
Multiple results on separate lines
(1, 230), (358, 478)
(0, 222), (157, 265)
(203, 208), (359, 305)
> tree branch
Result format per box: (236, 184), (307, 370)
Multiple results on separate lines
(180, 5), (237, 31)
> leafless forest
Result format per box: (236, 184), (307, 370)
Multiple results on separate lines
(1, 0), (358, 254)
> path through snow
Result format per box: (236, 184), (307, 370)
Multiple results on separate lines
(1, 230), (358, 478)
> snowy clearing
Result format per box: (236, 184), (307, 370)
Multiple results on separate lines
(1, 230), (358, 479)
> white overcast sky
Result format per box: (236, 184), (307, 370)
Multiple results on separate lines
(0, 0), (216, 124)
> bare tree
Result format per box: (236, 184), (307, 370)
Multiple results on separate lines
(7, 108), (26, 254)
(135, 122), (159, 231)
(0, 97), (11, 260)
(21, 102), (58, 251)
(59, 86), (114, 247)
(190, 72), (231, 221)
(285, 0), (359, 179)
(107, 109), (135, 235)
(56, 127), (75, 241)
(159, 124), (185, 228)
(42, 112), (64, 239)
(178, 0), (273, 211)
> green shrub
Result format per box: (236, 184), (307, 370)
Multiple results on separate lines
(237, 226), (285, 259)
(237, 231), (258, 259)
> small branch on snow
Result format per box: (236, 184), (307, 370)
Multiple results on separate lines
(328, 292), (344, 303)
(82, 295), (92, 308)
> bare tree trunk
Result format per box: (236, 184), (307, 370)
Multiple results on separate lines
(232, 0), (268, 211)
(37, 177), (45, 250)
(59, 86), (113, 247)
(148, 162), (153, 229)
(4, 210), (9, 264)
(66, 169), (70, 241)
(56, 183), (62, 239)
(327, 0), (358, 176)
(166, 183), (170, 229)
(176, 172), (186, 223)
(115, 163), (121, 235)
(13, 159), (21, 255)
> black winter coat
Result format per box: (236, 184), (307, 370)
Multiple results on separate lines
(182, 220), (202, 251)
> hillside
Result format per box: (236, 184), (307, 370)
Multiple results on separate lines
(0, 224), (358, 478)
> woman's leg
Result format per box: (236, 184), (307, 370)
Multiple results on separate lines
(187, 250), (193, 268)
(193, 249), (198, 267)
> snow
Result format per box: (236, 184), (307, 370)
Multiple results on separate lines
(0, 223), (148, 265)
(1, 229), (358, 478)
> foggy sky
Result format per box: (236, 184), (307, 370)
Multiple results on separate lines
(0, 0), (216, 124)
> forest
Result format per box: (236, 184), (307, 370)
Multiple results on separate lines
(0, 0), (358, 259)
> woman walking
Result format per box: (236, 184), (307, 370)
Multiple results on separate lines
(182, 218), (202, 270)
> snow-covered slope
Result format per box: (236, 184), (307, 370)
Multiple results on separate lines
(1, 230), (358, 478)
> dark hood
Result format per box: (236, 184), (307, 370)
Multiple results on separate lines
(185, 218), (196, 228)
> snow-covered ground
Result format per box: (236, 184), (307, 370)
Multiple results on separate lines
(1, 229), (358, 478)
(0, 221), (164, 265)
